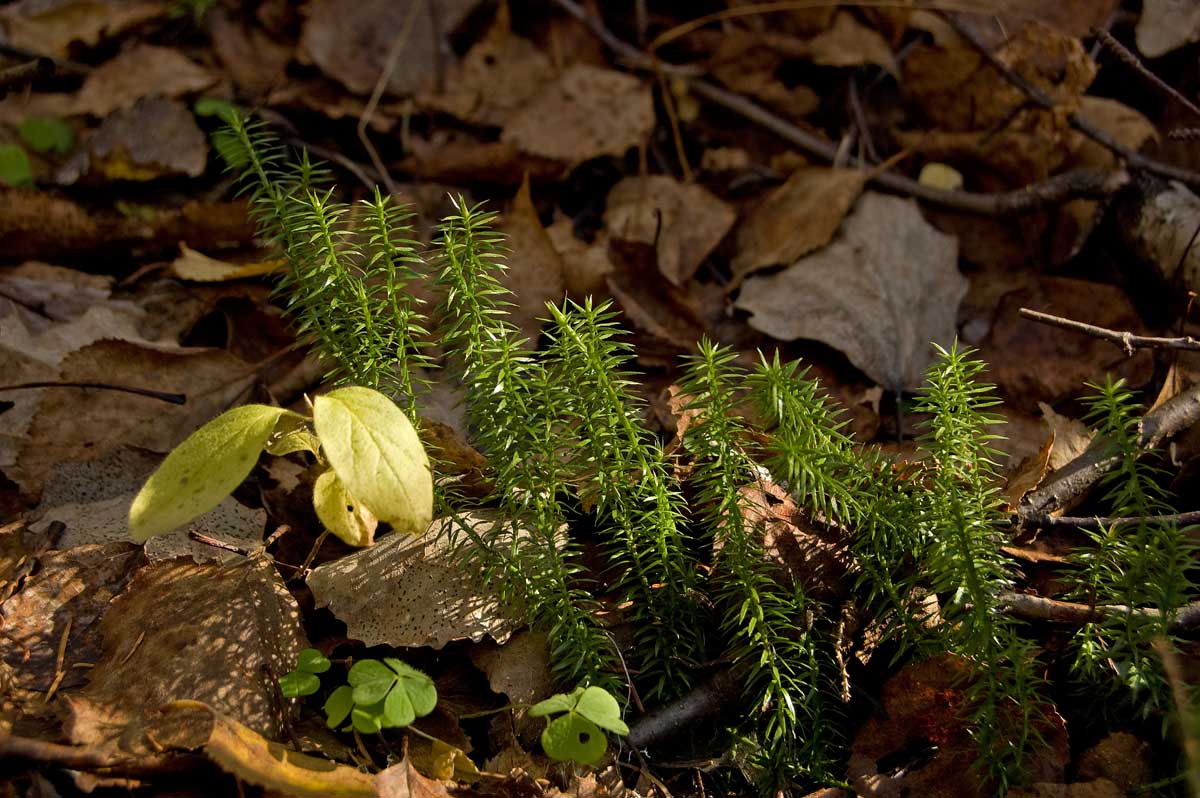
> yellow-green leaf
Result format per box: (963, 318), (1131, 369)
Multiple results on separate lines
(312, 468), (378, 547)
(312, 387), (433, 537)
(129, 404), (287, 541)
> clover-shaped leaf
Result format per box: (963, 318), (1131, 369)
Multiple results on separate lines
(279, 671), (321, 698)
(296, 648), (331, 674)
(345, 658), (437, 730)
(324, 685), (354, 729)
(529, 686), (628, 765)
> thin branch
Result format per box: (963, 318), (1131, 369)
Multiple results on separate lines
(549, 0), (1132, 216)
(997, 591), (1200, 635)
(0, 381), (186, 404)
(1093, 29), (1200, 121)
(1019, 308), (1200, 355)
(0, 57), (54, 95)
(943, 13), (1200, 190)
(1020, 509), (1200, 529)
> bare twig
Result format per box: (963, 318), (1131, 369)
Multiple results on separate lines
(549, 0), (1132, 216)
(0, 732), (198, 776)
(943, 14), (1200, 190)
(1093, 29), (1200, 121)
(626, 670), (739, 748)
(0, 57), (54, 95)
(0, 381), (186, 404)
(1021, 509), (1200, 529)
(1019, 308), (1200, 355)
(358, 1), (424, 197)
(997, 591), (1200, 635)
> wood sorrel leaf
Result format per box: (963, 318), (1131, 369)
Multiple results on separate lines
(312, 387), (433, 537)
(296, 648), (331, 674)
(324, 685), (354, 728)
(348, 659), (395, 706)
(129, 404), (287, 541)
(279, 670), (320, 698)
(574, 686), (628, 735)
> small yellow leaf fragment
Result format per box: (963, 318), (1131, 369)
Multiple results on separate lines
(312, 468), (378, 547)
(918, 162), (964, 192)
(171, 242), (285, 282)
(128, 404), (287, 542)
(312, 387), (433, 537)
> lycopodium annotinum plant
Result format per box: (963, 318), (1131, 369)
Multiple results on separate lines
(145, 110), (1199, 796)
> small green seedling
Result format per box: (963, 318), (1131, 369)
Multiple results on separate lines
(128, 385), (433, 547)
(0, 145), (33, 187)
(529, 686), (629, 766)
(279, 648), (331, 698)
(324, 658), (438, 734)
(19, 117), (73, 155)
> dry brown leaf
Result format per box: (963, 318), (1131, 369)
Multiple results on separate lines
(0, 0), (164, 58)
(731, 167), (866, 284)
(806, 12), (897, 75)
(28, 447), (266, 559)
(1002, 426), (1054, 510)
(209, 7), (292, 96)
(169, 243), (284, 282)
(497, 176), (566, 343)
(299, 0), (479, 96)
(57, 97), (208, 184)
(502, 65), (655, 165)
(1136, 0), (1200, 58)
(982, 278), (1154, 411)
(422, 8), (553, 127)
(16, 340), (259, 494)
(1038, 402), (1095, 471)
(605, 249), (706, 352)
(469, 630), (555, 705)
(0, 541), (145, 692)
(546, 219), (614, 298)
(603, 175), (735, 287)
(848, 654), (1068, 797)
(64, 556), (306, 752)
(0, 44), (215, 121)
(147, 701), (377, 797)
(1006, 781), (1125, 798)
(708, 31), (820, 121)
(377, 755), (454, 798)
(1076, 732), (1152, 792)
(307, 514), (523, 649)
(736, 192), (965, 391)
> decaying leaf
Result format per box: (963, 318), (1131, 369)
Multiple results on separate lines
(546, 219), (614, 299)
(377, 754), (454, 798)
(731, 167), (866, 284)
(848, 654), (1068, 797)
(0, 541), (145, 692)
(169, 243), (284, 282)
(1002, 426), (1055, 510)
(299, 0), (479, 96)
(307, 514), (523, 649)
(806, 11), (897, 75)
(502, 65), (655, 165)
(736, 192), (965, 392)
(29, 447), (266, 559)
(1136, 0), (1200, 58)
(1038, 402), (1095, 472)
(497, 176), (567, 343)
(469, 630), (555, 705)
(63, 555), (306, 752)
(147, 701), (377, 797)
(56, 97), (208, 184)
(603, 175), (735, 287)
(0, 0), (164, 59)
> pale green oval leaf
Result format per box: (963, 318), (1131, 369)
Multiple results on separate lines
(312, 469), (378, 547)
(296, 648), (331, 674)
(529, 687), (584, 718)
(279, 670), (320, 698)
(312, 387), (433, 536)
(324, 685), (354, 728)
(575, 686), (628, 735)
(128, 404), (287, 541)
(0, 145), (33, 187)
(19, 116), (73, 155)
(348, 659), (395, 706)
(541, 714), (606, 765)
